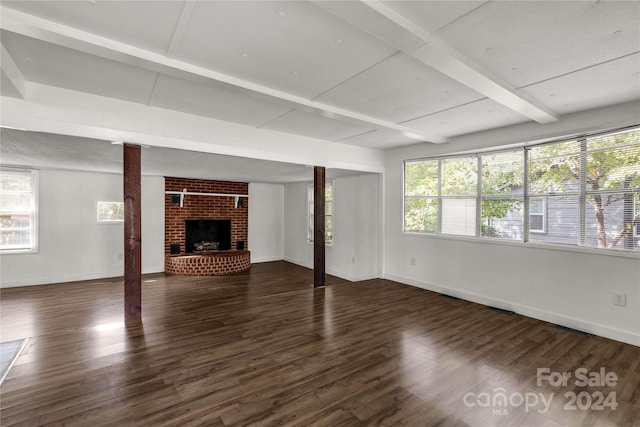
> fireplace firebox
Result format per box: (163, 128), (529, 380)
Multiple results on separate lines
(185, 219), (232, 253)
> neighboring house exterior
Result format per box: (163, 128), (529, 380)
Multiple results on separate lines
(488, 191), (639, 250)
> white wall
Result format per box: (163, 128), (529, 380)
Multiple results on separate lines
(0, 170), (165, 287)
(383, 102), (640, 346)
(284, 173), (380, 282)
(248, 183), (284, 263)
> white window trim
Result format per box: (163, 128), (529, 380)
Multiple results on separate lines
(0, 168), (39, 254)
(401, 228), (640, 259)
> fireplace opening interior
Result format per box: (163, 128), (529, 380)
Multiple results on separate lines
(185, 219), (232, 253)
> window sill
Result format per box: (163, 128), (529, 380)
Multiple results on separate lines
(401, 231), (640, 259)
(0, 248), (38, 255)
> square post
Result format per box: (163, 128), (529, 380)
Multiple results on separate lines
(314, 166), (326, 288)
(123, 143), (142, 322)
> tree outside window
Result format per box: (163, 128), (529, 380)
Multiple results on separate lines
(403, 127), (640, 252)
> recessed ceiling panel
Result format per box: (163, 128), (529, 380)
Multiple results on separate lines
(383, 1), (490, 34)
(2, 0), (184, 54)
(262, 109), (375, 142)
(2, 31), (157, 105)
(316, 52), (484, 123)
(435, 1), (640, 88)
(151, 74), (295, 127)
(174, 1), (396, 98)
(519, 53), (640, 115)
(403, 99), (529, 138)
(338, 128), (417, 150)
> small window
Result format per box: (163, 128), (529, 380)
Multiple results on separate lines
(97, 201), (124, 222)
(307, 181), (333, 245)
(529, 198), (546, 233)
(0, 168), (38, 253)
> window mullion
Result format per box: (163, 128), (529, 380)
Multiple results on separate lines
(578, 138), (587, 246)
(437, 160), (442, 233)
(476, 155), (482, 237)
(523, 147), (530, 243)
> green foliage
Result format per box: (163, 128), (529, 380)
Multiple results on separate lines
(404, 152), (524, 233)
(481, 151), (524, 194)
(531, 132), (640, 194)
(481, 223), (500, 237)
(441, 157), (477, 196)
(404, 197), (438, 233)
(405, 160), (438, 197)
(528, 130), (640, 248)
(482, 198), (522, 220)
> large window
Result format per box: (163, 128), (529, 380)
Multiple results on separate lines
(0, 168), (38, 253)
(404, 127), (640, 252)
(308, 181), (333, 245)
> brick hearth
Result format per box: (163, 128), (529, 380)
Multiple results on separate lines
(165, 251), (251, 276)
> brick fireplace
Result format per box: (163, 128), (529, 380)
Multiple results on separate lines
(164, 177), (250, 276)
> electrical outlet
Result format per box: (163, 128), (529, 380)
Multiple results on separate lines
(613, 292), (626, 307)
(118, 253), (123, 260)
(351, 256), (356, 264)
(410, 257), (416, 266)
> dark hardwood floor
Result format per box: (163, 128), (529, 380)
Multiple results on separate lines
(1, 261), (639, 426)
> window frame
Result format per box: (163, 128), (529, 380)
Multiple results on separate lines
(0, 168), (39, 254)
(403, 125), (640, 254)
(529, 197), (547, 234)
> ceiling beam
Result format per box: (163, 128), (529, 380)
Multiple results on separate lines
(146, 73), (163, 106)
(360, 0), (559, 124)
(1, 43), (26, 99)
(166, 0), (197, 58)
(0, 6), (449, 144)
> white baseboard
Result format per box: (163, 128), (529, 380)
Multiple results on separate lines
(282, 257), (361, 282)
(384, 273), (640, 348)
(1, 268), (165, 288)
(283, 256), (310, 269)
(250, 256), (284, 264)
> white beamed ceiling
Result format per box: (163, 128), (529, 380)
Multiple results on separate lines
(1, 0), (639, 155)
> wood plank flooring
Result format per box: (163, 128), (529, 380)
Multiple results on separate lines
(1, 261), (639, 426)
